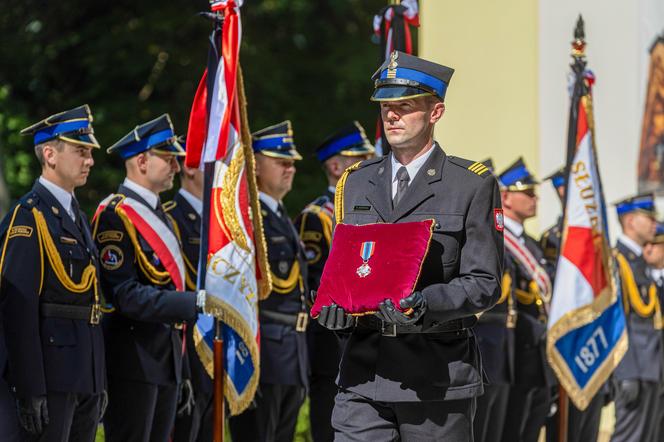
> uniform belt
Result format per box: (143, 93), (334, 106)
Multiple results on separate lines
(356, 315), (476, 337)
(260, 310), (309, 332)
(40, 303), (102, 325)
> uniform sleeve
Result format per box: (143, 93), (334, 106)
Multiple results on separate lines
(0, 207), (47, 397)
(95, 209), (198, 324)
(421, 176), (504, 324)
(294, 210), (330, 291)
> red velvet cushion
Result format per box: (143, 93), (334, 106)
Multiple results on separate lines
(310, 219), (434, 317)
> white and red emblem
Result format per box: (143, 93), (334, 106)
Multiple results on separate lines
(494, 208), (504, 232)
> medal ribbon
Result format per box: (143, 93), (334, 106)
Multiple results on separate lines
(361, 241), (375, 262)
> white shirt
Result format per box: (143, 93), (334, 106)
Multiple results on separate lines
(123, 178), (159, 210)
(618, 234), (643, 257)
(390, 146), (435, 198)
(38, 176), (76, 221)
(327, 185), (336, 195)
(259, 192), (281, 215)
(504, 215), (525, 241)
(650, 268), (664, 285)
(178, 188), (202, 216)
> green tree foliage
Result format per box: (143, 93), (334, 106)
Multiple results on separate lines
(0, 0), (385, 217)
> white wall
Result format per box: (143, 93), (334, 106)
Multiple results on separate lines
(538, 0), (664, 240)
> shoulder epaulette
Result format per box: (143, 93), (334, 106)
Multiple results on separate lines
(18, 192), (39, 209)
(162, 200), (177, 213)
(448, 156), (491, 177)
(105, 194), (126, 212)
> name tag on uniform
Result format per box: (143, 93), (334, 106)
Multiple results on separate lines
(188, 237), (201, 245)
(353, 205), (371, 211)
(270, 236), (287, 244)
(59, 236), (78, 245)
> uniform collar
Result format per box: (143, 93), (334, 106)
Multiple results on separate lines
(178, 188), (202, 216)
(618, 234), (643, 257)
(259, 191), (281, 215)
(390, 144), (435, 184)
(38, 176), (75, 220)
(504, 215), (524, 238)
(327, 185), (336, 195)
(123, 178), (159, 210)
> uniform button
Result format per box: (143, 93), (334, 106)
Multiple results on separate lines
(129, 326), (134, 331)
(435, 223), (441, 229)
(49, 337), (55, 344)
(432, 321), (439, 326)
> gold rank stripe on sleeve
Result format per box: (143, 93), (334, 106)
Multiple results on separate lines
(468, 162), (489, 176)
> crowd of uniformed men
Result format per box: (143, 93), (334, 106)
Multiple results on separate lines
(0, 49), (663, 442)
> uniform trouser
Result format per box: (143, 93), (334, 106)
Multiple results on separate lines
(172, 388), (213, 442)
(611, 380), (660, 442)
(473, 384), (509, 442)
(309, 372), (338, 442)
(103, 378), (178, 442)
(331, 388), (476, 442)
(546, 390), (604, 442)
(0, 376), (20, 442)
(502, 385), (550, 442)
(228, 383), (305, 442)
(24, 391), (102, 442)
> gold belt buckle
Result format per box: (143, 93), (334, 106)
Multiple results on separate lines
(89, 304), (102, 325)
(296, 312), (309, 332)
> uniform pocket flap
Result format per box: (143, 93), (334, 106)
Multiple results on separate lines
(41, 318), (77, 346)
(260, 323), (285, 341)
(434, 214), (464, 232)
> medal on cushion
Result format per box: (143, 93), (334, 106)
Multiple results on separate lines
(356, 241), (375, 278)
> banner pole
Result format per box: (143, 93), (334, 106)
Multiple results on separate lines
(557, 387), (569, 442)
(213, 319), (224, 442)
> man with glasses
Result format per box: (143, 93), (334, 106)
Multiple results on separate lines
(93, 115), (205, 442)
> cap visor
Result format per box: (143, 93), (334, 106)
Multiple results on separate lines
(59, 133), (100, 149)
(260, 150), (303, 160)
(371, 86), (434, 102)
(339, 146), (376, 157)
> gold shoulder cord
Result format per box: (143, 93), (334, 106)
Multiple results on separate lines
(616, 252), (662, 328)
(514, 280), (547, 322)
(31, 208), (98, 304)
(334, 161), (362, 223)
(114, 206), (172, 286)
(271, 261), (303, 294)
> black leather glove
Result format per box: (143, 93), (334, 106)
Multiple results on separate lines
(617, 379), (640, 410)
(98, 390), (108, 421)
(317, 304), (356, 330)
(177, 380), (195, 417)
(16, 395), (49, 435)
(376, 292), (427, 325)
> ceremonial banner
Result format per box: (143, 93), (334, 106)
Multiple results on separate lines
(546, 19), (627, 411)
(372, 0), (419, 155)
(185, 0), (271, 415)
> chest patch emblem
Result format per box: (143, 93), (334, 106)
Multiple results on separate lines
(100, 245), (124, 270)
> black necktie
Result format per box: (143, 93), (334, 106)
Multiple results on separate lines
(71, 197), (82, 229)
(393, 166), (410, 207)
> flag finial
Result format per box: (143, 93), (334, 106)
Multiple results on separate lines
(572, 15), (586, 58)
